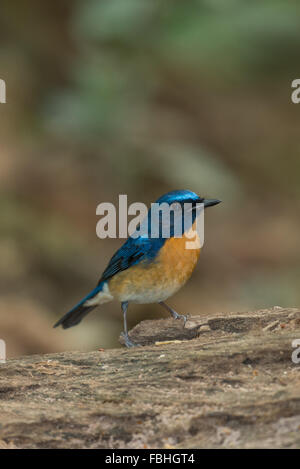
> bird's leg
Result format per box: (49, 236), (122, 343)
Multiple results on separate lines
(120, 301), (140, 348)
(159, 301), (187, 327)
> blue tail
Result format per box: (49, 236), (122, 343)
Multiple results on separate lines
(54, 283), (104, 329)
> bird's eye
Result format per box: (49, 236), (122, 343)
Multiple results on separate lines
(170, 202), (182, 211)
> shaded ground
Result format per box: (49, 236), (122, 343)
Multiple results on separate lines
(0, 307), (300, 449)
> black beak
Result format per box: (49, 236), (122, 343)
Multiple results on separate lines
(203, 199), (221, 208)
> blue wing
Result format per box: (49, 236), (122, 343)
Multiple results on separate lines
(99, 236), (165, 283)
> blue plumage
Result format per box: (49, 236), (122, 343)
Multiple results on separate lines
(100, 190), (202, 282)
(100, 236), (164, 282)
(155, 189), (201, 204)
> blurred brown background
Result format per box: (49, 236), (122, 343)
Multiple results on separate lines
(1, 1), (300, 357)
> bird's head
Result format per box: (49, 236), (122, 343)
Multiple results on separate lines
(135, 190), (221, 240)
(155, 190), (221, 210)
(142, 190), (221, 239)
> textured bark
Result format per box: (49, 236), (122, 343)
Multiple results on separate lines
(0, 307), (300, 449)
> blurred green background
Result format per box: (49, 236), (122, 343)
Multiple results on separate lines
(1, 0), (300, 357)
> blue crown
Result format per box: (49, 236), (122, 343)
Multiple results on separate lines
(155, 190), (201, 205)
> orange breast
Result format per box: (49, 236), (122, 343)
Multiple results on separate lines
(108, 223), (201, 304)
(157, 229), (201, 285)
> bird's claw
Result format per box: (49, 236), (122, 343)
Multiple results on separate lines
(172, 312), (188, 327)
(121, 332), (141, 348)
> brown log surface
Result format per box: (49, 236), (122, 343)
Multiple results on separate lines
(0, 307), (300, 449)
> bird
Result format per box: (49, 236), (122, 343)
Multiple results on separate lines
(54, 190), (221, 347)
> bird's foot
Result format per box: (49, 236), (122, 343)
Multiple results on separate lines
(171, 311), (188, 327)
(121, 332), (141, 348)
